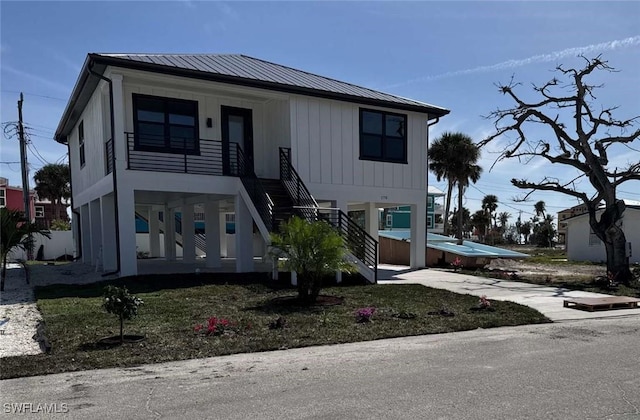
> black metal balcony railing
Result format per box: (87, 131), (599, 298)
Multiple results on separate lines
(105, 138), (114, 175)
(237, 146), (274, 232)
(125, 132), (239, 176)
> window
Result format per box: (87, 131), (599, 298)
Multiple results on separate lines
(359, 109), (407, 163)
(0, 189), (5, 207)
(133, 94), (199, 154)
(385, 214), (393, 227)
(427, 195), (434, 210)
(427, 215), (433, 229)
(79, 121), (86, 167)
(35, 206), (45, 218)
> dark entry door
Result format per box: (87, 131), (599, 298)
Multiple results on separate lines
(221, 106), (253, 175)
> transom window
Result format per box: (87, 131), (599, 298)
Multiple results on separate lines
(359, 109), (407, 163)
(133, 94), (199, 154)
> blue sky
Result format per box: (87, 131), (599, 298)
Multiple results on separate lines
(1, 1), (639, 222)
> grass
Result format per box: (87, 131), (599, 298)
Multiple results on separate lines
(0, 273), (549, 379)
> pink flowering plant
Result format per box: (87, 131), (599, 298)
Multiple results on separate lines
(478, 295), (491, 309)
(450, 257), (464, 272)
(194, 316), (248, 337)
(355, 307), (376, 323)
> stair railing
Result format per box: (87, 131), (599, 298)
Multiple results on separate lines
(236, 144), (274, 232)
(279, 148), (377, 282)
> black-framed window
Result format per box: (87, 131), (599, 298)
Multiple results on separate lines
(359, 108), (407, 163)
(133, 94), (199, 154)
(78, 120), (86, 167)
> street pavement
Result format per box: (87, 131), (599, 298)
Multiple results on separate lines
(1, 317), (639, 419)
(378, 265), (640, 321)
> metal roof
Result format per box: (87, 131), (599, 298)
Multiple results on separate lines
(55, 53), (449, 142)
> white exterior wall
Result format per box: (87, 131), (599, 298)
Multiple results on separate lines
(68, 84), (111, 204)
(566, 209), (640, 264)
(289, 96), (428, 206)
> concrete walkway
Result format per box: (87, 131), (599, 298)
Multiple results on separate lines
(378, 265), (640, 322)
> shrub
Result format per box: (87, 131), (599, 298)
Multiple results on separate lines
(102, 285), (144, 344)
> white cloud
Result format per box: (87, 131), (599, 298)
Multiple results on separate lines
(386, 35), (640, 88)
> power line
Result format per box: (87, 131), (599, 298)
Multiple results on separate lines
(1, 90), (67, 102)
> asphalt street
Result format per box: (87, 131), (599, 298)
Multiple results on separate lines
(2, 317), (639, 419)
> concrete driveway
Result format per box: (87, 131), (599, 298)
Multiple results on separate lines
(378, 265), (640, 321)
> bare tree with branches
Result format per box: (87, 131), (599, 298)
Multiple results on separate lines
(480, 56), (640, 284)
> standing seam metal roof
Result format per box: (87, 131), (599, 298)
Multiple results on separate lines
(96, 53), (448, 113)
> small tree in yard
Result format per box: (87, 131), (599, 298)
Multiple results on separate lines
(270, 216), (354, 305)
(480, 56), (639, 284)
(103, 285), (144, 344)
(1, 208), (50, 291)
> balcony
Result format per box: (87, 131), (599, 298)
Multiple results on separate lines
(125, 132), (239, 176)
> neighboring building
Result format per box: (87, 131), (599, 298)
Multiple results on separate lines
(381, 185), (445, 233)
(564, 200), (640, 264)
(34, 198), (70, 229)
(54, 53), (449, 280)
(557, 203), (589, 244)
(0, 177), (36, 221)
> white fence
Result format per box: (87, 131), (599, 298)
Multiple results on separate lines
(8, 231), (75, 261)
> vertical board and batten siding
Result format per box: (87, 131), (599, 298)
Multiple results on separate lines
(69, 87), (109, 198)
(290, 95), (427, 194)
(263, 99), (291, 178)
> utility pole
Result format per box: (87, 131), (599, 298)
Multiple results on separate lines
(18, 93), (31, 223)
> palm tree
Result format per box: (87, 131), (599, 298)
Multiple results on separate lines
(482, 194), (499, 228)
(534, 200), (546, 219)
(428, 132), (462, 236)
(34, 163), (71, 222)
(443, 134), (483, 245)
(471, 210), (491, 242)
(1, 208), (50, 291)
(270, 217), (354, 305)
(498, 211), (511, 232)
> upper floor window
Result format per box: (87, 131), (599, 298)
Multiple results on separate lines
(133, 94), (199, 154)
(359, 109), (407, 163)
(35, 205), (45, 218)
(0, 189), (5, 207)
(79, 121), (86, 167)
(427, 195), (434, 210)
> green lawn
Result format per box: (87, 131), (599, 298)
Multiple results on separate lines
(0, 273), (549, 379)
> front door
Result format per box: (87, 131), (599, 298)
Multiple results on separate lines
(221, 106), (253, 175)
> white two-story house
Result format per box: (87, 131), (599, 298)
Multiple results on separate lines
(54, 53), (449, 282)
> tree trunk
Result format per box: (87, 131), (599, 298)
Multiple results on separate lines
(119, 315), (124, 344)
(1, 254), (7, 292)
(443, 181), (454, 236)
(457, 184), (464, 245)
(603, 223), (632, 285)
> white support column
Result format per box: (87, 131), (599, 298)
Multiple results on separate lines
(205, 201), (221, 268)
(80, 204), (92, 265)
(117, 188), (138, 276)
(181, 204), (196, 263)
(333, 199), (348, 285)
(235, 194), (254, 272)
(219, 213), (228, 258)
(364, 201), (380, 256)
(89, 200), (102, 269)
(164, 206), (176, 261)
(410, 199), (427, 268)
(101, 194), (117, 271)
(149, 208), (161, 258)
